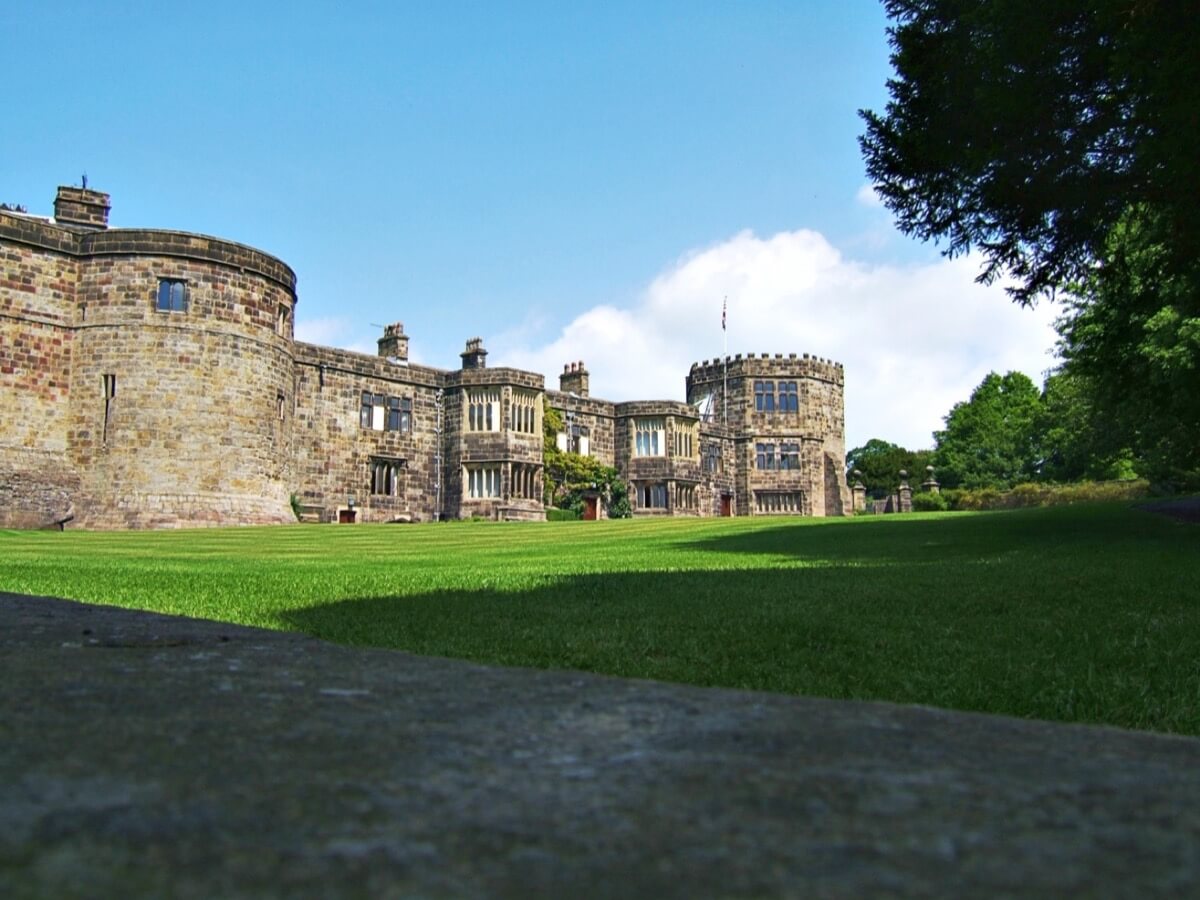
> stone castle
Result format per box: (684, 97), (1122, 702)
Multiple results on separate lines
(1, 185), (850, 528)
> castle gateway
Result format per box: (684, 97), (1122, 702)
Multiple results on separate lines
(0, 186), (850, 528)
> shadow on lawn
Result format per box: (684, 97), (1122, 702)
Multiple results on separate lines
(277, 503), (1199, 736)
(681, 502), (1163, 564)
(278, 503), (1176, 663)
(276, 540), (1199, 735)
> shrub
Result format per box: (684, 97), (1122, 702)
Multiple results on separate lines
(546, 508), (579, 522)
(607, 481), (632, 519)
(1008, 482), (1053, 508)
(943, 479), (1151, 511)
(911, 491), (949, 512)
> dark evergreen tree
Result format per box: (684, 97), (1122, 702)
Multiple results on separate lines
(860, 0), (1200, 305)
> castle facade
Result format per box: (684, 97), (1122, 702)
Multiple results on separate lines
(1, 185), (849, 528)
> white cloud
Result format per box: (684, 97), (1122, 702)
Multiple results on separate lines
(856, 183), (884, 208)
(493, 228), (1058, 451)
(294, 316), (352, 346)
(294, 317), (390, 359)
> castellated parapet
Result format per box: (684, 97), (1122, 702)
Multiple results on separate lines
(2, 183), (852, 528)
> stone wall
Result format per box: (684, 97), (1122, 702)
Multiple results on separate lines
(0, 448), (80, 528)
(444, 365), (546, 521)
(1, 186), (853, 529)
(613, 401), (703, 516)
(0, 206), (299, 529)
(67, 248), (297, 528)
(0, 226), (78, 456)
(545, 390), (617, 469)
(293, 343), (444, 523)
(687, 354), (850, 517)
(1, 216), (81, 526)
(697, 424), (736, 517)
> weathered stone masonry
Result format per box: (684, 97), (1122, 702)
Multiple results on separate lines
(2, 187), (298, 528)
(1, 185), (851, 528)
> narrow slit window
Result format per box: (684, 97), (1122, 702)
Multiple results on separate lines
(102, 374), (116, 444)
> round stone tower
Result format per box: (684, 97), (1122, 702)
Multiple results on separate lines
(68, 229), (298, 527)
(0, 185), (299, 528)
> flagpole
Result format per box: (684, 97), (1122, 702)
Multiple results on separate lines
(722, 296), (728, 427)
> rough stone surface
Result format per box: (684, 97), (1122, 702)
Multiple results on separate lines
(3, 592), (1199, 898)
(688, 355), (851, 517)
(0, 208), (298, 529)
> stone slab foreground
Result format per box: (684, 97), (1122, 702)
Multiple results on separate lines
(3, 593), (1198, 898)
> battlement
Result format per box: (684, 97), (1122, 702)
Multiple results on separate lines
(81, 229), (297, 292)
(688, 352), (844, 386)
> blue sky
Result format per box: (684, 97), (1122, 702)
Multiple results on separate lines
(4, 1), (1058, 450)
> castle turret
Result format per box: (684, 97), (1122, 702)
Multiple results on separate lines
(377, 322), (409, 361)
(559, 360), (589, 397)
(53, 185), (110, 231)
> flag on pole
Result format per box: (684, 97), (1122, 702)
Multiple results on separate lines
(721, 296), (727, 331)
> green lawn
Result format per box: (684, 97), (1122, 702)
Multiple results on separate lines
(2, 503), (1198, 735)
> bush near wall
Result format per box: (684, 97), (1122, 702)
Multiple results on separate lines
(938, 480), (1150, 511)
(910, 491), (949, 512)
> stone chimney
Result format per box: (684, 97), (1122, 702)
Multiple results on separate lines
(559, 360), (589, 397)
(460, 337), (488, 370)
(377, 322), (409, 361)
(54, 185), (110, 231)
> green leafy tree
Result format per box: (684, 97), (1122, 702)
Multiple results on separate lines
(1036, 371), (1139, 483)
(860, 0), (1200, 305)
(861, 2), (1200, 487)
(846, 439), (935, 498)
(1056, 211), (1200, 486)
(542, 399), (631, 518)
(934, 372), (1041, 489)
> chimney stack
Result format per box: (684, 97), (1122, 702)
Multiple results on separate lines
(54, 185), (110, 231)
(460, 337), (488, 370)
(559, 360), (589, 397)
(377, 322), (409, 361)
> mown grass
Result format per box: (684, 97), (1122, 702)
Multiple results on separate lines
(2, 503), (1197, 735)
